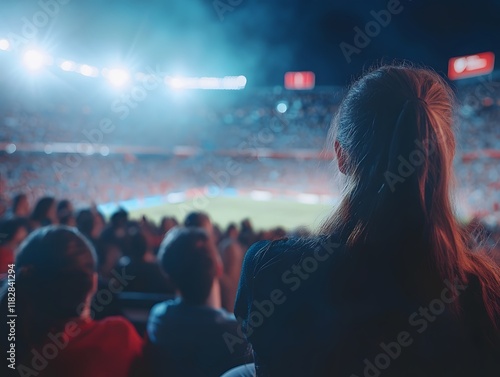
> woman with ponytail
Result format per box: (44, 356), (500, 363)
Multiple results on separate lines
(1, 226), (143, 377)
(231, 65), (500, 377)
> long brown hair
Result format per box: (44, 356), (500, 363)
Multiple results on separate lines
(321, 64), (500, 330)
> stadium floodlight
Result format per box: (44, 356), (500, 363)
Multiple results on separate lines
(104, 68), (130, 87)
(99, 145), (110, 156)
(276, 102), (288, 113)
(23, 49), (51, 71)
(5, 143), (16, 154)
(221, 76), (247, 90)
(168, 76), (185, 89)
(236, 75), (247, 87)
(198, 77), (219, 89)
(79, 64), (99, 77)
(0, 39), (10, 51)
(60, 60), (76, 72)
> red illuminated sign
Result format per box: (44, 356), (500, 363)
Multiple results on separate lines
(448, 52), (495, 80)
(284, 71), (315, 90)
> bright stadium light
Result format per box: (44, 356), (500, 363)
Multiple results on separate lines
(221, 75), (247, 90)
(6, 143), (16, 154)
(23, 49), (51, 71)
(104, 68), (130, 87)
(169, 76), (185, 89)
(198, 77), (219, 89)
(60, 60), (76, 72)
(0, 39), (10, 51)
(99, 145), (110, 156)
(165, 75), (247, 90)
(236, 75), (247, 87)
(276, 101), (288, 113)
(79, 64), (99, 77)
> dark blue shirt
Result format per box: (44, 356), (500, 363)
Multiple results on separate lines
(235, 236), (500, 377)
(146, 298), (252, 377)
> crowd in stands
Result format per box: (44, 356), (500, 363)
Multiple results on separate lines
(2, 148), (499, 217)
(0, 152), (335, 209)
(2, 82), (500, 152)
(0, 89), (337, 151)
(1, 82), (499, 218)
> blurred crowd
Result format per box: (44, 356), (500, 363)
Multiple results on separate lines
(0, 201), (270, 376)
(0, 196), (294, 283)
(1, 82), (499, 217)
(0, 152), (335, 209)
(0, 89), (337, 150)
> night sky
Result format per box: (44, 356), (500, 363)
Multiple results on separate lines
(1, 0), (499, 87)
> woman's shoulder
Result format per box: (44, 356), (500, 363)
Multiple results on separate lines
(243, 235), (345, 274)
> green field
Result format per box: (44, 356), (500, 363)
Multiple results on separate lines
(129, 196), (334, 232)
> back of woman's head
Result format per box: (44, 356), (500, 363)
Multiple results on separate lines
(325, 65), (454, 240)
(3, 226), (96, 353)
(323, 64), (500, 331)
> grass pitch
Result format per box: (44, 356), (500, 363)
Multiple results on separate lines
(129, 196), (333, 232)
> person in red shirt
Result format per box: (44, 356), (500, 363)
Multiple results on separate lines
(1, 226), (144, 377)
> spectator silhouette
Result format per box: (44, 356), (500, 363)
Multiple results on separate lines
(145, 227), (252, 377)
(119, 224), (174, 294)
(29, 197), (57, 230)
(57, 199), (75, 226)
(11, 193), (30, 218)
(0, 226), (143, 377)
